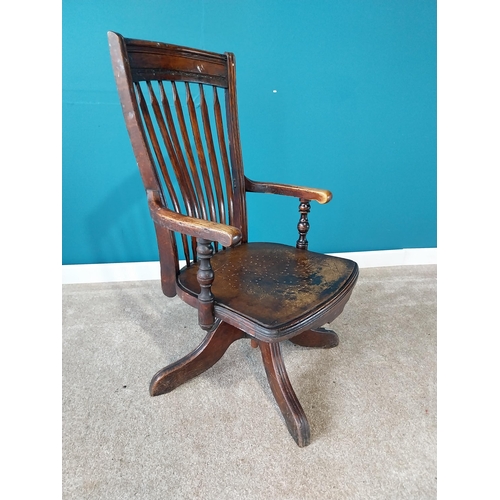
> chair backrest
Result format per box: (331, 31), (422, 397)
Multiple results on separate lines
(108, 32), (248, 294)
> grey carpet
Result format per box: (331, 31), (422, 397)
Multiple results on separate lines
(62, 265), (436, 499)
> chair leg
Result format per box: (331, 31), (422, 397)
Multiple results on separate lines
(149, 320), (246, 397)
(258, 340), (311, 447)
(289, 327), (339, 348)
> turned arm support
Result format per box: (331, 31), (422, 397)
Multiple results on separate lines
(245, 177), (332, 250)
(148, 190), (241, 330)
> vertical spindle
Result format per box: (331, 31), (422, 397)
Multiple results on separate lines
(196, 238), (215, 329)
(296, 199), (311, 250)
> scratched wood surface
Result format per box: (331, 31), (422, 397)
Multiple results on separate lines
(108, 31), (359, 446)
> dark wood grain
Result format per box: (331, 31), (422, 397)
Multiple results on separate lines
(177, 242), (358, 340)
(171, 81), (208, 221)
(150, 320), (246, 396)
(185, 83), (218, 223)
(296, 199), (311, 250)
(213, 86), (234, 226)
(147, 190), (242, 248)
(199, 84), (226, 226)
(245, 177), (332, 204)
(289, 327), (340, 348)
(225, 52), (248, 242)
(108, 31), (359, 447)
(259, 340), (310, 447)
(125, 37), (228, 87)
(196, 238), (215, 329)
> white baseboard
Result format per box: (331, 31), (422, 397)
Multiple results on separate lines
(62, 261), (162, 285)
(62, 247), (436, 284)
(327, 247), (437, 268)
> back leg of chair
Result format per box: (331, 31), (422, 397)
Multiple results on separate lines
(289, 327), (339, 348)
(258, 340), (311, 447)
(149, 320), (247, 396)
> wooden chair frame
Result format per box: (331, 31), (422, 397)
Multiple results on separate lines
(108, 31), (358, 447)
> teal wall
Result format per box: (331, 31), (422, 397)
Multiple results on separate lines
(62, 0), (436, 265)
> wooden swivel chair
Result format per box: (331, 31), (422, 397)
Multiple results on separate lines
(108, 31), (359, 447)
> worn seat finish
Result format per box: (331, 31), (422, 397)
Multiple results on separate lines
(108, 31), (359, 447)
(178, 242), (358, 339)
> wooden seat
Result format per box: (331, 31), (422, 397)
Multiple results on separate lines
(178, 242), (357, 337)
(108, 31), (359, 447)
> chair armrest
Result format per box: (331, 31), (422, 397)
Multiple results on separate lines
(245, 177), (332, 204)
(147, 190), (242, 247)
